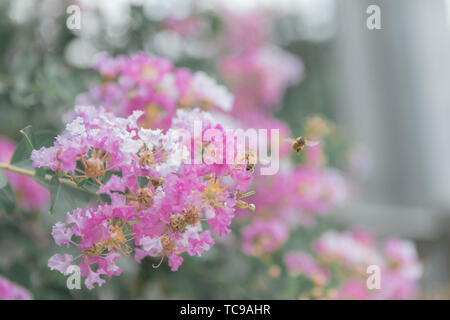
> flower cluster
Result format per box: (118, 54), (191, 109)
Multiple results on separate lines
(0, 137), (49, 211)
(284, 252), (329, 287)
(219, 10), (303, 115)
(32, 106), (255, 289)
(285, 229), (422, 299)
(220, 46), (303, 113)
(0, 276), (32, 300)
(209, 11), (353, 256)
(240, 137), (351, 256)
(76, 52), (233, 130)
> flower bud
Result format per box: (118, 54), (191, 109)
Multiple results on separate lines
(185, 206), (200, 225)
(136, 188), (153, 207)
(170, 214), (186, 233)
(160, 234), (176, 252)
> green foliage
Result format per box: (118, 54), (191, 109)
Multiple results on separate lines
(0, 1), (343, 299)
(47, 176), (97, 215)
(0, 171), (16, 215)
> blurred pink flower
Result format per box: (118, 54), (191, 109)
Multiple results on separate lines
(336, 280), (370, 300)
(290, 167), (351, 215)
(284, 252), (329, 286)
(0, 276), (32, 300)
(314, 229), (422, 300)
(220, 9), (269, 53)
(373, 269), (419, 300)
(0, 137), (49, 212)
(220, 46), (303, 113)
(383, 238), (423, 280)
(163, 17), (202, 38)
(242, 218), (288, 256)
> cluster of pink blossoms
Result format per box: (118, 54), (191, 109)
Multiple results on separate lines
(241, 139), (351, 256)
(76, 52), (233, 131)
(219, 10), (303, 116)
(0, 276), (32, 300)
(0, 138), (49, 212)
(212, 10), (348, 256)
(285, 229), (422, 299)
(73, 49), (320, 259)
(31, 105), (256, 289)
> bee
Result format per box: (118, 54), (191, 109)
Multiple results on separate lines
(287, 136), (320, 153)
(245, 151), (257, 172)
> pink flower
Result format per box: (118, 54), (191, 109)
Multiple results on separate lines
(187, 230), (215, 256)
(383, 238), (423, 280)
(77, 52), (234, 130)
(0, 276), (32, 300)
(290, 167), (350, 214)
(284, 252), (329, 286)
(48, 254), (74, 276)
(220, 46), (303, 113)
(373, 270), (419, 300)
(314, 230), (382, 269)
(168, 252), (183, 271)
(313, 229), (422, 299)
(242, 218), (288, 256)
(163, 17), (201, 38)
(220, 9), (269, 53)
(51, 222), (73, 247)
(38, 104), (256, 288)
(336, 280), (370, 300)
(0, 137), (49, 211)
(85, 269), (106, 290)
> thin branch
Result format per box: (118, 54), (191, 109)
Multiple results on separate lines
(0, 162), (95, 194)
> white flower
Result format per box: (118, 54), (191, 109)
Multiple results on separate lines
(66, 117), (86, 137)
(139, 236), (163, 255)
(192, 71), (234, 111)
(159, 73), (179, 101)
(172, 108), (216, 133)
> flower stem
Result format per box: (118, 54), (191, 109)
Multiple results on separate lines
(0, 162), (89, 192)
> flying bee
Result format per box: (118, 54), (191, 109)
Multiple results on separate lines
(245, 151), (257, 172)
(287, 136), (320, 153)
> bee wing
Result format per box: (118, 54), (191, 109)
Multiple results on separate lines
(305, 138), (321, 147)
(284, 138), (295, 144)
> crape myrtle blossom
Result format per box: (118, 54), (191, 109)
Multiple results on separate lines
(218, 9), (303, 114)
(220, 46), (303, 113)
(163, 16), (202, 38)
(76, 52), (233, 131)
(0, 138), (49, 211)
(240, 143), (352, 256)
(314, 229), (383, 271)
(220, 9), (269, 54)
(241, 218), (288, 256)
(32, 106), (256, 289)
(284, 252), (329, 286)
(0, 276), (32, 300)
(290, 166), (351, 215)
(310, 229), (422, 299)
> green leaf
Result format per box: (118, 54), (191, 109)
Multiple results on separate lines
(10, 126), (34, 170)
(10, 126), (56, 170)
(0, 171), (16, 215)
(8, 126), (97, 215)
(137, 176), (149, 188)
(48, 176), (97, 215)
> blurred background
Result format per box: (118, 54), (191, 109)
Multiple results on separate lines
(0, 0), (449, 299)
